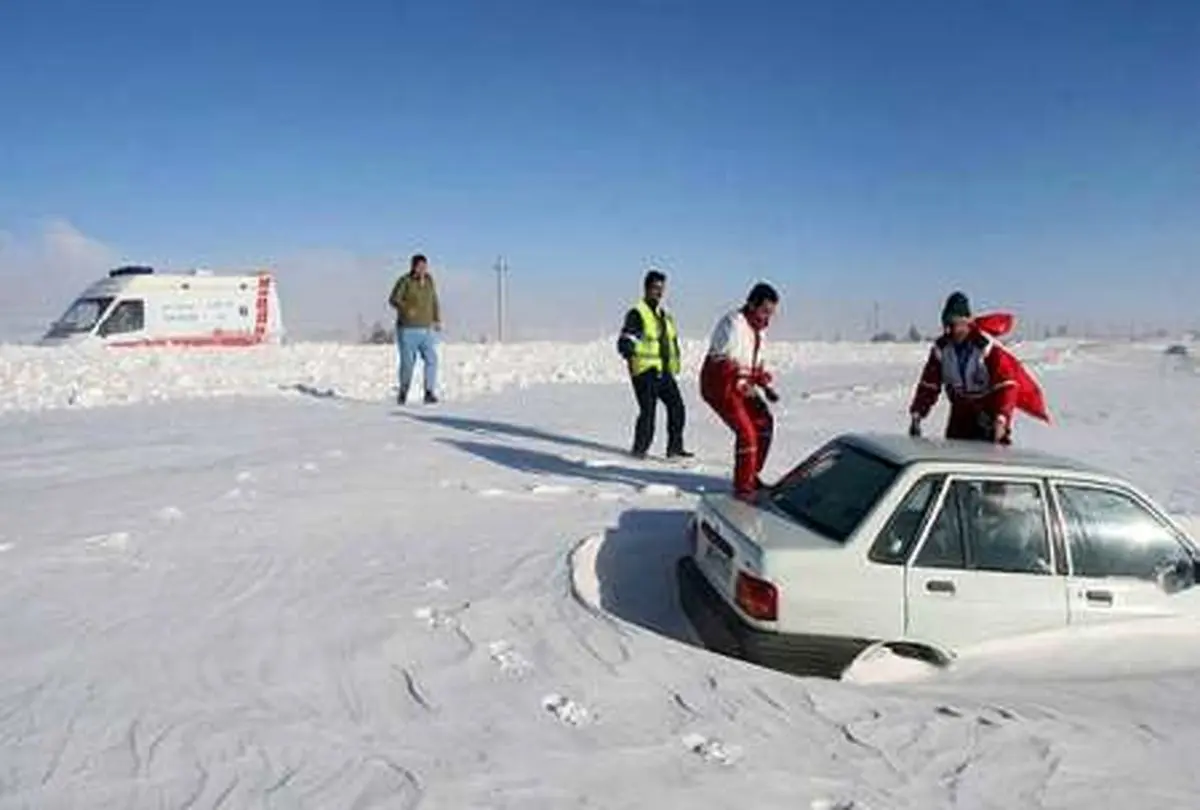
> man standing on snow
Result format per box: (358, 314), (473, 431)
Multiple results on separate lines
(908, 291), (1021, 443)
(700, 282), (780, 498)
(389, 253), (442, 405)
(616, 269), (692, 460)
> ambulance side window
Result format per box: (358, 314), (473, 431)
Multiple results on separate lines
(98, 299), (145, 336)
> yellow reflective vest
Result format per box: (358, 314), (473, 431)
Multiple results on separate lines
(630, 300), (681, 375)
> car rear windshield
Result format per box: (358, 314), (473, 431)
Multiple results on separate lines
(769, 442), (901, 542)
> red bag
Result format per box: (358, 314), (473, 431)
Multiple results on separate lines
(975, 312), (1051, 424)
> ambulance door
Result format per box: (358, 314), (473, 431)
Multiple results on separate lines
(95, 299), (147, 342)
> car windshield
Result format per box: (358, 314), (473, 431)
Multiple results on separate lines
(769, 443), (900, 542)
(45, 297), (114, 338)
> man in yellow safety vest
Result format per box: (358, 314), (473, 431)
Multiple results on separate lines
(616, 269), (691, 460)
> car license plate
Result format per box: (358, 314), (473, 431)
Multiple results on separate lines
(702, 538), (733, 586)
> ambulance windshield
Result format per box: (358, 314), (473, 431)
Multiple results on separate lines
(45, 297), (115, 338)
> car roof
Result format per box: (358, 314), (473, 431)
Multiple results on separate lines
(838, 432), (1109, 476)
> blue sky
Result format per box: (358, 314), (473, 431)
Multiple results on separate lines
(1, 0), (1197, 339)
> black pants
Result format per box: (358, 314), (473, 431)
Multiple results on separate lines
(947, 409), (1012, 445)
(631, 370), (685, 455)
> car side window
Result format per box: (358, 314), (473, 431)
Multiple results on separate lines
(912, 483), (966, 569)
(1056, 484), (1190, 580)
(957, 479), (1053, 575)
(870, 475), (944, 565)
(98, 299), (145, 336)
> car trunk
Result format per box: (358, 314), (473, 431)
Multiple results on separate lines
(691, 492), (843, 606)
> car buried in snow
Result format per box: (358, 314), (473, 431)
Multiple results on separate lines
(677, 433), (1200, 679)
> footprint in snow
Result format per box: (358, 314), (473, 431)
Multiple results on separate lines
(542, 694), (591, 727)
(681, 733), (742, 766)
(156, 506), (185, 522)
(0, 543), (14, 553)
(811, 800), (857, 810)
(325, 449), (346, 459)
(300, 461), (320, 473)
(529, 483), (574, 496)
(489, 640), (533, 677)
(82, 532), (131, 551)
(478, 488), (508, 498)
(424, 578), (449, 591)
(413, 603), (470, 629)
(235, 471), (255, 484)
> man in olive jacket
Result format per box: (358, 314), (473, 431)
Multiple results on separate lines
(389, 253), (442, 405)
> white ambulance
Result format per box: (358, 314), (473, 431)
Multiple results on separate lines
(39, 266), (285, 348)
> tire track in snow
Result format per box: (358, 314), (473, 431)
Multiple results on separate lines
(395, 666), (435, 713)
(40, 682), (93, 787)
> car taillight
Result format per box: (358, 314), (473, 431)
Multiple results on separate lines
(735, 570), (778, 621)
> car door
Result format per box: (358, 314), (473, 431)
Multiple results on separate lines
(1050, 481), (1200, 623)
(905, 476), (1069, 649)
(96, 299), (146, 339)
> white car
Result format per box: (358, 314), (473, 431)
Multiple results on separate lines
(677, 433), (1200, 678)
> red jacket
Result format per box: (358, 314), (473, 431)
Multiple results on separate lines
(909, 330), (1020, 426)
(700, 308), (770, 404)
(910, 312), (1051, 430)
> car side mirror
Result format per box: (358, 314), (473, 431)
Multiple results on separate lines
(1156, 558), (1196, 594)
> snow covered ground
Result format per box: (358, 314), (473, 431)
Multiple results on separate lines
(1, 338), (1198, 809)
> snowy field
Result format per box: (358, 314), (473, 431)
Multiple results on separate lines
(1, 338), (1199, 809)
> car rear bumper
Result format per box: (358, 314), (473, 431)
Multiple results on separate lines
(676, 556), (873, 679)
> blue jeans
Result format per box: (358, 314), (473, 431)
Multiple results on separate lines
(397, 327), (439, 397)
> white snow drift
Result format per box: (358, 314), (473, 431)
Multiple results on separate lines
(0, 337), (1081, 414)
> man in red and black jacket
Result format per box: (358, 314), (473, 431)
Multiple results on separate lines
(909, 291), (1020, 444)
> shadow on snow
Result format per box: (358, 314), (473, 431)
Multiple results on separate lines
(440, 438), (723, 495)
(591, 508), (700, 648)
(407, 413), (631, 458)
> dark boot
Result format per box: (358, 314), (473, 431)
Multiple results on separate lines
(424, 391), (438, 404)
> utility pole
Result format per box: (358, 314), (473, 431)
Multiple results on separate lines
(494, 256), (509, 342)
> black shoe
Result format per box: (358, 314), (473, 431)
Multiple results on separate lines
(667, 449), (695, 459)
(424, 391), (439, 404)
(397, 392), (407, 406)
(630, 449), (648, 460)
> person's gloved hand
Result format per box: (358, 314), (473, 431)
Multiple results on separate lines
(762, 386), (780, 404)
(752, 369), (774, 388)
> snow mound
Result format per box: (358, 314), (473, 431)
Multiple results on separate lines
(0, 337), (1070, 414)
(844, 614), (1200, 687)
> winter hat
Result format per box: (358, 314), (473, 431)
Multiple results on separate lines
(941, 291), (972, 326)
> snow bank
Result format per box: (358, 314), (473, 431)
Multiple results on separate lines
(0, 337), (1080, 414)
(845, 615), (1200, 687)
(0, 338), (929, 414)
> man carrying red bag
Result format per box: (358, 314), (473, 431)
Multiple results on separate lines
(909, 291), (1050, 444)
(700, 282), (781, 499)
